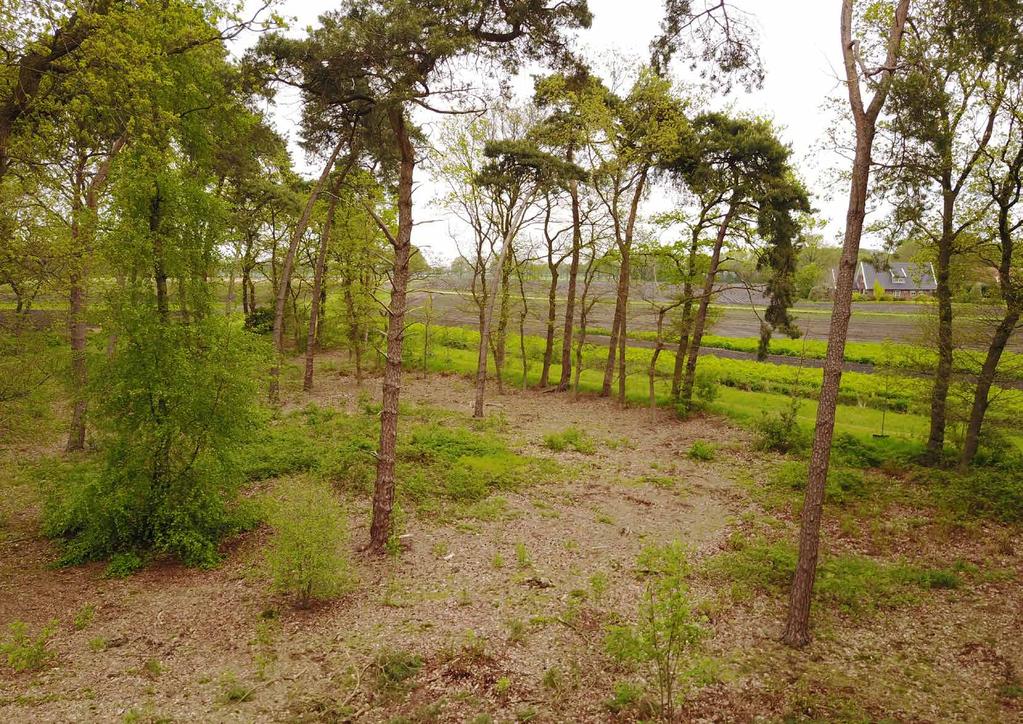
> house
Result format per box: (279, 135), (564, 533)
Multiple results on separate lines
(830, 261), (937, 299)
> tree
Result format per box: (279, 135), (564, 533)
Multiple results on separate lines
(879, 0), (1010, 461)
(472, 139), (585, 417)
(587, 67), (688, 404)
(961, 78), (1023, 467)
(783, 0), (911, 648)
(258, 0), (592, 553)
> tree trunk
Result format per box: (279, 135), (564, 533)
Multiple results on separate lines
(473, 200), (533, 417)
(558, 175), (582, 390)
(680, 201), (737, 409)
(601, 289), (623, 396)
(783, 0), (909, 648)
(616, 248), (631, 406)
(303, 189), (339, 391)
(269, 135), (347, 404)
(494, 252), (513, 394)
(369, 109), (414, 554)
(151, 185), (169, 322)
(539, 267), (558, 387)
(671, 234), (701, 399)
(960, 309), (1019, 467)
(926, 202), (954, 461)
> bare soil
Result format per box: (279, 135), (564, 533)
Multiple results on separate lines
(1, 365), (1020, 723)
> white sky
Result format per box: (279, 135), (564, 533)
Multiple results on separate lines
(238, 0), (863, 263)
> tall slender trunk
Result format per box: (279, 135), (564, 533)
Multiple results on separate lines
(369, 110), (414, 553)
(303, 188), (339, 391)
(473, 199), (533, 417)
(539, 267), (558, 387)
(680, 200), (737, 408)
(601, 282), (623, 396)
(269, 135), (347, 404)
(494, 252), (513, 394)
(960, 309), (1019, 466)
(671, 233), (702, 399)
(616, 248), (631, 405)
(151, 184), (169, 322)
(783, 0), (909, 648)
(926, 196), (955, 460)
(558, 175), (582, 390)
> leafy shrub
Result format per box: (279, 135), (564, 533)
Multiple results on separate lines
(693, 368), (719, 405)
(1, 620), (57, 672)
(930, 466), (1023, 523)
(266, 477), (355, 606)
(43, 315), (268, 569)
(752, 398), (807, 454)
(243, 308), (274, 334)
(605, 542), (702, 721)
(543, 426), (596, 454)
(687, 441), (716, 462)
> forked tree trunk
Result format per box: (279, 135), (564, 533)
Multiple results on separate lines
(558, 176), (582, 390)
(303, 188), (340, 391)
(269, 135), (347, 404)
(960, 309), (1019, 466)
(783, 0), (910, 648)
(473, 199), (533, 417)
(679, 201), (737, 409)
(369, 109), (414, 553)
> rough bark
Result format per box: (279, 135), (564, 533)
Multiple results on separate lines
(368, 109), (415, 553)
(783, 0), (910, 648)
(539, 265), (559, 387)
(269, 135), (347, 404)
(558, 175), (582, 390)
(679, 200), (738, 409)
(303, 187), (339, 391)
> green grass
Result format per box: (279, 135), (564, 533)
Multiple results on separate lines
(409, 323), (969, 448)
(703, 536), (968, 615)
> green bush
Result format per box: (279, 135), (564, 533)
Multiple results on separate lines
(1, 620), (57, 672)
(243, 308), (274, 334)
(266, 478), (355, 606)
(543, 426), (596, 454)
(693, 368), (720, 405)
(605, 542), (702, 721)
(930, 466), (1023, 523)
(688, 441), (716, 462)
(373, 649), (423, 691)
(43, 315), (268, 569)
(752, 398), (807, 454)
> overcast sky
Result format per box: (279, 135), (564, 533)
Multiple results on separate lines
(238, 1), (859, 263)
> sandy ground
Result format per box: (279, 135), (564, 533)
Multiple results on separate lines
(1, 364), (1021, 723)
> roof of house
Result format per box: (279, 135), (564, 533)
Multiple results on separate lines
(856, 261), (937, 292)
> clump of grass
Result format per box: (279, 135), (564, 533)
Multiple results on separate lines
(219, 672), (253, 703)
(373, 649), (423, 691)
(265, 477), (355, 607)
(688, 441), (716, 462)
(73, 603), (95, 631)
(543, 426), (596, 454)
(515, 542), (531, 568)
(1, 620), (57, 672)
(589, 572), (609, 604)
(605, 680), (652, 716)
(506, 618), (527, 645)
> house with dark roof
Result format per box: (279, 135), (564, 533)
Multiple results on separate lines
(829, 261), (937, 299)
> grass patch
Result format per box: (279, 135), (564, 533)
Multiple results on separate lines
(543, 426), (596, 454)
(703, 536), (967, 615)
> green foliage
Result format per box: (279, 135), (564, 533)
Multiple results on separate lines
(705, 536), (966, 614)
(752, 396), (807, 454)
(927, 465), (1023, 523)
(73, 604), (95, 631)
(243, 308), (274, 334)
(266, 477), (355, 606)
(43, 315), (268, 569)
(542, 426), (596, 454)
(768, 461), (873, 507)
(105, 552), (144, 579)
(605, 542), (702, 721)
(687, 440), (716, 461)
(604, 680), (650, 716)
(693, 368), (720, 405)
(373, 649), (423, 691)
(1, 620), (57, 672)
